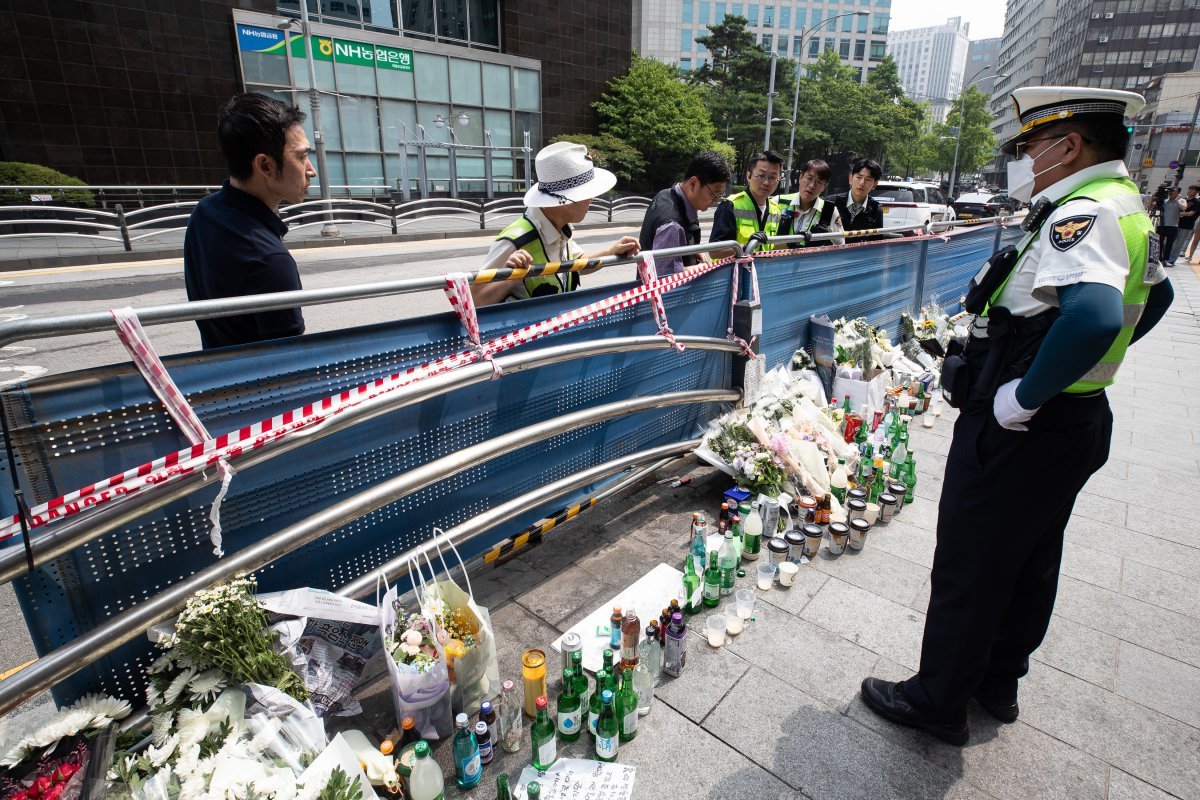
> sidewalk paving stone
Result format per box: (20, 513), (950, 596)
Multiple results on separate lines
(1065, 515), (1200, 581)
(1114, 641), (1200, 729)
(807, 537), (930, 606)
(1031, 613), (1119, 691)
(1119, 559), (1200, 619)
(1109, 769), (1187, 800)
(1059, 541), (1123, 592)
(799, 577), (925, 673)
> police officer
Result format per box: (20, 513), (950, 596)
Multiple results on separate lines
(709, 150), (784, 254)
(777, 158), (844, 246)
(861, 87), (1175, 745)
(472, 141), (640, 306)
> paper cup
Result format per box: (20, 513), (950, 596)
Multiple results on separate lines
(777, 561), (799, 586)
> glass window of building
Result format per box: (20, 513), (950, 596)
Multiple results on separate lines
(449, 58), (482, 106)
(777, 37), (786, 54)
(778, 6), (789, 28)
(681, 29), (694, 51)
(468, 0), (499, 46)
(345, 152), (384, 187)
(869, 41), (885, 61)
(241, 47), (290, 87)
(681, 57), (693, 71)
(824, 36), (834, 52)
(842, 15), (853, 32)
(795, 9), (805, 28)
(482, 62), (511, 108)
(337, 53), (378, 95)
(699, 1), (710, 24)
(792, 35), (803, 56)
(747, 4), (759, 25)
(839, 38), (850, 57)
(762, 33), (772, 51)
(731, 3), (743, 17)
(483, 108), (512, 146)
(854, 39), (865, 59)
(436, 0), (468, 41)
(400, 0), (434, 37)
(378, 63), (415, 99)
(682, 0), (694, 23)
(716, 3), (726, 22)
(857, 14), (867, 33)
(872, 13), (888, 35)
(808, 37), (820, 57)
(415, 52), (450, 101)
(339, 95), (382, 151)
(763, 5), (774, 26)
(514, 69), (539, 112)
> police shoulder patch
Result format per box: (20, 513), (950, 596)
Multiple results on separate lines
(1048, 214), (1096, 251)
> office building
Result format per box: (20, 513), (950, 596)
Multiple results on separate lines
(1045, 0), (1200, 89)
(1129, 69), (1200, 191)
(964, 37), (1002, 96)
(0, 1), (633, 189)
(886, 17), (970, 123)
(635, 0), (893, 83)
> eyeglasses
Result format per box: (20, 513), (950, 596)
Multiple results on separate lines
(702, 183), (726, 202)
(798, 174), (826, 186)
(749, 172), (781, 183)
(1014, 136), (1062, 158)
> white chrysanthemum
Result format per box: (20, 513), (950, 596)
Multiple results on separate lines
(146, 733), (179, 767)
(73, 693), (132, 724)
(187, 669), (226, 704)
(147, 651), (177, 674)
(30, 707), (95, 749)
(0, 738), (34, 768)
(151, 709), (176, 746)
(163, 667), (197, 706)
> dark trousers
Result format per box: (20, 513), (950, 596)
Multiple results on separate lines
(1159, 225), (1178, 264)
(903, 392), (1113, 719)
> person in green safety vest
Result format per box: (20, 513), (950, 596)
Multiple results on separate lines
(778, 158), (845, 246)
(472, 141), (641, 306)
(709, 150), (784, 256)
(861, 86), (1175, 747)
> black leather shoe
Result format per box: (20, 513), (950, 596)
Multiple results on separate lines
(974, 690), (1019, 723)
(860, 678), (969, 746)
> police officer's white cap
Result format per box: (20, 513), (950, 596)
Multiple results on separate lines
(999, 86), (1145, 156)
(524, 141), (617, 207)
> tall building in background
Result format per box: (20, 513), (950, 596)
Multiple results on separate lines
(0, 0), (633, 187)
(1044, 0), (1200, 88)
(964, 38), (1002, 96)
(635, 0), (893, 83)
(886, 17), (971, 123)
(984, 0), (1059, 185)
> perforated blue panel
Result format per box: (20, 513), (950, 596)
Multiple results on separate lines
(923, 225), (1026, 314)
(0, 229), (1008, 705)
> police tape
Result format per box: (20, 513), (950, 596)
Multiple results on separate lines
(0, 254), (738, 544)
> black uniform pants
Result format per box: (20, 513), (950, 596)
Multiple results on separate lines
(902, 391), (1113, 719)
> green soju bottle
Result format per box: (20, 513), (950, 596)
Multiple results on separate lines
(702, 550), (721, 608)
(682, 552), (702, 614)
(530, 695), (556, 771)
(594, 689), (619, 762)
(617, 666), (639, 742)
(570, 650), (589, 731)
(869, 465), (886, 504)
(556, 668), (582, 742)
(452, 712), (481, 790)
(588, 669), (608, 737)
(902, 455), (917, 504)
(527, 781), (542, 800)
(496, 774), (513, 800)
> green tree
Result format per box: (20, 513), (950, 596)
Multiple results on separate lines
(593, 55), (718, 188)
(548, 133), (648, 188)
(690, 16), (797, 169)
(929, 86), (997, 189)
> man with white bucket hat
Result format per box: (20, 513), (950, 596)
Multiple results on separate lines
(472, 141), (641, 305)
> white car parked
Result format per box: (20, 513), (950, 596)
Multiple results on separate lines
(870, 181), (956, 232)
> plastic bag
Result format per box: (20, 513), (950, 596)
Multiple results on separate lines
(422, 531), (501, 715)
(380, 562), (454, 740)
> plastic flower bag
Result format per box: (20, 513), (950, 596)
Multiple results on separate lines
(379, 563), (453, 741)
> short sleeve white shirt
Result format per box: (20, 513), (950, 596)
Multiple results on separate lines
(996, 160), (1165, 316)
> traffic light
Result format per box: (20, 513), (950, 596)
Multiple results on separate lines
(1126, 124), (1135, 133)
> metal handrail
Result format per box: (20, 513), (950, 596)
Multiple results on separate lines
(0, 240), (746, 349)
(0, 336), (741, 585)
(338, 443), (695, 600)
(0, 388), (736, 715)
(0, 205), (121, 218)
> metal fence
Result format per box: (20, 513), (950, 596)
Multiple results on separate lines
(0, 220), (1018, 715)
(0, 188), (654, 253)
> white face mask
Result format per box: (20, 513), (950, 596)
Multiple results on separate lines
(1006, 135), (1068, 203)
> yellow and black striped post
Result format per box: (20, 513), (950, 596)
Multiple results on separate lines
(482, 495), (600, 566)
(471, 256), (605, 286)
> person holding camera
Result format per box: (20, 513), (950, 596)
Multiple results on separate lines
(777, 159), (845, 246)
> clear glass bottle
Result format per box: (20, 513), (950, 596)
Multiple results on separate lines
(663, 611), (687, 677)
(633, 626), (658, 716)
(497, 678), (522, 753)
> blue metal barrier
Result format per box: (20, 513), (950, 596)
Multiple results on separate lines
(0, 227), (1006, 706)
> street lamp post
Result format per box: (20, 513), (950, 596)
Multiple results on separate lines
(764, 53), (778, 150)
(281, 5), (340, 237)
(784, 10), (871, 184)
(948, 65), (1006, 201)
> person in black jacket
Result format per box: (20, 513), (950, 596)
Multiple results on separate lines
(819, 158), (884, 237)
(638, 151), (732, 275)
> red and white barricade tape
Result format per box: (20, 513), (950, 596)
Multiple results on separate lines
(637, 254), (683, 352)
(444, 273), (503, 379)
(0, 255), (738, 545)
(726, 256), (761, 358)
(110, 308), (234, 556)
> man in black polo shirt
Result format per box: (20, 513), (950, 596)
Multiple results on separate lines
(184, 93), (315, 349)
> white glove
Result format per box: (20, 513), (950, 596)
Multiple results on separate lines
(993, 379), (1039, 431)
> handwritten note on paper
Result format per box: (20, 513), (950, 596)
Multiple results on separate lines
(517, 758), (636, 800)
